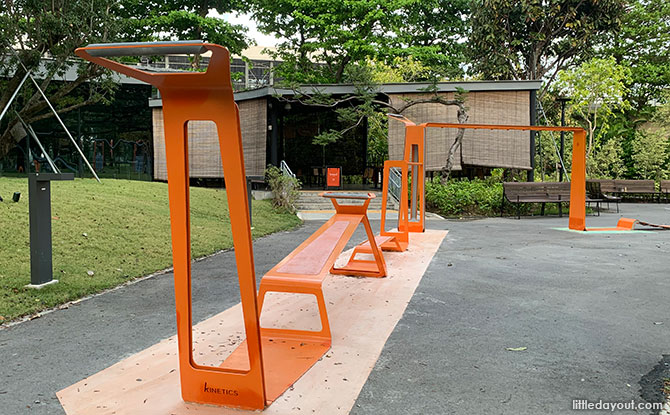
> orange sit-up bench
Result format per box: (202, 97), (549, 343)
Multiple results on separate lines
(252, 192), (386, 400)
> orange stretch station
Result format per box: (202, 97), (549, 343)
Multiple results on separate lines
(75, 41), (389, 410)
(352, 114), (428, 259)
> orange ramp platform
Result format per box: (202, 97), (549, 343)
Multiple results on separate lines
(57, 230), (447, 415)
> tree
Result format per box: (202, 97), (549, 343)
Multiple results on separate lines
(589, 139), (626, 179)
(0, 0), (121, 159)
(631, 129), (669, 180)
(597, 0), (670, 112)
(468, 0), (625, 96)
(653, 90), (670, 130)
(555, 56), (630, 166)
(247, 0), (393, 83)
(248, 0), (469, 84)
(119, 0), (250, 67)
(0, 1), (250, 159)
(384, 0), (470, 80)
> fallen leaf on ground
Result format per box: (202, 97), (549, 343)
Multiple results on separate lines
(506, 347), (527, 352)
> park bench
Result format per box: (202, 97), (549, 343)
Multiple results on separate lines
(586, 179), (621, 212)
(611, 179), (660, 202)
(661, 180), (670, 203)
(502, 182), (602, 219)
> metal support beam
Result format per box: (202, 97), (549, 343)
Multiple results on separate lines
(528, 90), (537, 182)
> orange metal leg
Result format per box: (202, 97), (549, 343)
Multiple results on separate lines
(330, 199), (388, 278)
(354, 160), (410, 256)
(569, 130), (587, 231)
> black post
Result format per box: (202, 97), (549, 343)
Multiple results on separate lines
(246, 176), (253, 227)
(27, 173), (74, 288)
(269, 101), (279, 167)
(528, 90), (537, 182)
(558, 97), (569, 182)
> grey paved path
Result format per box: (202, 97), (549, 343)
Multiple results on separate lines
(1, 204), (669, 414)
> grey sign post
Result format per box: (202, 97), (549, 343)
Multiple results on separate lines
(26, 173), (75, 288)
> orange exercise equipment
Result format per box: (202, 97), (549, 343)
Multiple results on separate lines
(250, 192), (385, 401)
(76, 41), (265, 410)
(390, 116), (670, 231)
(386, 115), (590, 231)
(389, 114), (427, 233)
(353, 160), (411, 259)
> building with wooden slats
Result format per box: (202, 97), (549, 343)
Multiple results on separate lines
(148, 80), (541, 182)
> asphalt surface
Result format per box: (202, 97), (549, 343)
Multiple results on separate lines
(1, 204), (669, 414)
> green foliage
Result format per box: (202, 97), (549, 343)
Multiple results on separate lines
(588, 139), (626, 179)
(343, 175), (364, 185)
(654, 90), (670, 130)
(367, 112), (389, 167)
(0, 177), (300, 322)
(368, 56), (438, 83)
(384, 0), (469, 80)
(249, 0), (468, 83)
(0, 0), (125, 156)
(468, 0), (625, 88)
(631, 129), (670, 180)
(425, 176), (503, 216)
(555, 56), (631, 164)
(265, 165), (302, 213)
(0, 1), (251, 158)
(596, 0), (670, 112)
(119, 0), (249, 56)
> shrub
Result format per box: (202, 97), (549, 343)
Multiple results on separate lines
(265, 165), (301, 213)
(631, 129), (670, 180)
(425, 177), (503, 216)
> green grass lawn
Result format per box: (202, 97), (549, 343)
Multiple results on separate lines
(0, 177), (301, 323)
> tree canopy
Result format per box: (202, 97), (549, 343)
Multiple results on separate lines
(597, 0), (670, 112)
(468, 0), (625, 94)
(0, 0), (249, 159)
(248, 0), (470, 84)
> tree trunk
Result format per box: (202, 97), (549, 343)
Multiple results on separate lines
(440, 103), (469, 184)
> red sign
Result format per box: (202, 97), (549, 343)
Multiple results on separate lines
(326, 167), (341, 188)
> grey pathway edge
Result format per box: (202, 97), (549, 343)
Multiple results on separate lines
(1, 204), (669, 415)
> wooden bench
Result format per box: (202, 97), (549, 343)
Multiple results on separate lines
(587, 179), (621, 212)
(661, 180), (670, 203)
(611, 179), (660, 202)
(502, 182), (601, 219)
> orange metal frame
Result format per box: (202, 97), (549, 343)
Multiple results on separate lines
(354, 160), (410, 257)
(325, 193), (388, 277)
(71, 43), (391, 409)
(388, 116), (589, 231)
(76, 42), (267, 409)
(389, 115), (427, 233)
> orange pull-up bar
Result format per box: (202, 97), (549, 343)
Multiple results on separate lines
(388, 115), (588, 231)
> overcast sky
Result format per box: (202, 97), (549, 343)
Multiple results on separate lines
(215, 12), (280, 47)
